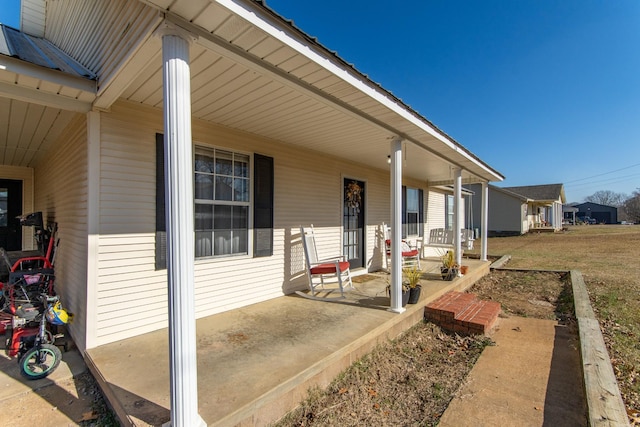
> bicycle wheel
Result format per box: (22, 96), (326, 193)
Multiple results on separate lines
(19, 344), (62, 380)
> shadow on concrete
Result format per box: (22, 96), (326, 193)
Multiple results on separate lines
(542, 323), (588, 426)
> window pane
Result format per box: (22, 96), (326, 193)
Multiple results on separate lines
(195, 231), (213, 257)
(232, 206), (248, 229)
(194, 146), (250, 258)
(195, 152), (214, 173)
(234, 178), (249, 202)
(407, 213), (418, 235)
(215, 176), (233, 201)
(407, 188), (418, 211)
(194, 204), (213, 230)
(234, 154), (249, 178)
(0, 188), (7, 227)
(215, 150), (233, 175)
(195, 175), (214, 200)
(232, 229), (248, 253)
(214, 230), (232, 255)
(214, 205), (232, 229)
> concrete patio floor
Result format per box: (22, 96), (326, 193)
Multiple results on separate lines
(84, 257), (489, 426)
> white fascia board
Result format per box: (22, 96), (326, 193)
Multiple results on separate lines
(214, 0), (503, 182)
(0, 80), (92, 112)
(0, 55), (97, 93)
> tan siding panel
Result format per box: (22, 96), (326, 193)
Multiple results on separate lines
(33, 115), (89, 351)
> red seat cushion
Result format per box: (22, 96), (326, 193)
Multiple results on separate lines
(310, 261), (350, 275)
(402, 249), (419, 257)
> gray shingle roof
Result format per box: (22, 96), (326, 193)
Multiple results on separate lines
(502, 184), (565, 202)
(0, 24), (95, 79)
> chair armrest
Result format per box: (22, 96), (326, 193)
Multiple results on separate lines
(316, 255), (347, 263)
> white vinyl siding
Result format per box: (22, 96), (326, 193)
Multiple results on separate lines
(423, 190), (447, 258)
(92, 101), (395, 346)
(33, 115), (89, 351)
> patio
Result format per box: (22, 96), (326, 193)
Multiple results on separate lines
(84, 257), (489, 426)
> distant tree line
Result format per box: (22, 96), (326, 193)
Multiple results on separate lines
(583, 189), (640, 223)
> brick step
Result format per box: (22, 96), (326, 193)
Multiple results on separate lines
(425, 291), (501, 335)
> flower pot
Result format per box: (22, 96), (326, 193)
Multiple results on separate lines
(460, 265), (469, 275)
(408, 286), (422, 304)
(402, 289), (410, 307)
(441, 267), (458, 281)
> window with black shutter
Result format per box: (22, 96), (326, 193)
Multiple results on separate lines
(155, 135), (274, 263)
(155, 133), (167, 270)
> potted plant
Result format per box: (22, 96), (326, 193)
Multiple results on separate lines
(440, 250), (459, 281)
(386, 281), (410, 307)
(403, 265), (423, 304)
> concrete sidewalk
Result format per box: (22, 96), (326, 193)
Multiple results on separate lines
(439, 316), (587, 427)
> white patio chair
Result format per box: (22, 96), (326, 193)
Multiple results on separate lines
(298, 225), (353, 300)
(382, 223), (420, 270)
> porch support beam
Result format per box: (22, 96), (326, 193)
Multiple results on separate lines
(480, 182), (488, 262)
(160, 24), (206, 427)
(0, 80), (92, 112)
(388, 137), (405, 314)
(453, 168), (462, 268)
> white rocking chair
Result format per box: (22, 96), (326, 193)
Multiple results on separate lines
(298, 225), (354, 300)
(382, 223), (420, 270)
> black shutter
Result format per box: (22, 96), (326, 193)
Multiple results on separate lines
(253, 154), (274, 257)
(418, 189), (424, 237)
(155, 133), (167, 270)
(402, 185), (407, 239)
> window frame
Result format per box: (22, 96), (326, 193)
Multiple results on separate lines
(193, 144), (253, 259)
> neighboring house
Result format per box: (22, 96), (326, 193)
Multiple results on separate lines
(574, 202), (618, 224)
(0, 0), (503, 358)
(466, 183), (565, 236)
(563, 204), (579, 224)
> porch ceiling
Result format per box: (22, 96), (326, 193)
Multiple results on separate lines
(2, 0), (503, 186)
(123, 0), (501, 185)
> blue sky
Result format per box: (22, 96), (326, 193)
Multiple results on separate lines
(2, 1), (639, 202)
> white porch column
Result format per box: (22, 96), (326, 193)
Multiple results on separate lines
(453, 168), (462, 268)
(161, 26), (206, 427)
(388, 137), (405, 314)
(480, 182), (489, 262)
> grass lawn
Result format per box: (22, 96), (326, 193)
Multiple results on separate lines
(468, 224), (640, 418)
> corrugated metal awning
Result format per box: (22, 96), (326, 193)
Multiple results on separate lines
(0, 24), (95, 79)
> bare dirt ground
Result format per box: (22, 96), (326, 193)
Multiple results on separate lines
(274, 269), (572, 426)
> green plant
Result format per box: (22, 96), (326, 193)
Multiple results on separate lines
(441, 250), (458, 269)
(385, 278), (409, 296)
(402, 265), (423, 289)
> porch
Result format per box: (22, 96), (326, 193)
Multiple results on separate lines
(84, 258), (489, 426)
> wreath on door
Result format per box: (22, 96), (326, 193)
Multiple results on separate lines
(345, 181), (362, 212)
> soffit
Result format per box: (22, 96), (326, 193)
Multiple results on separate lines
(133, 0), (502, 185)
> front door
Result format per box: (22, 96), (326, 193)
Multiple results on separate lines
(343, 179), (365, 269)
(0, 179), (23, 250)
